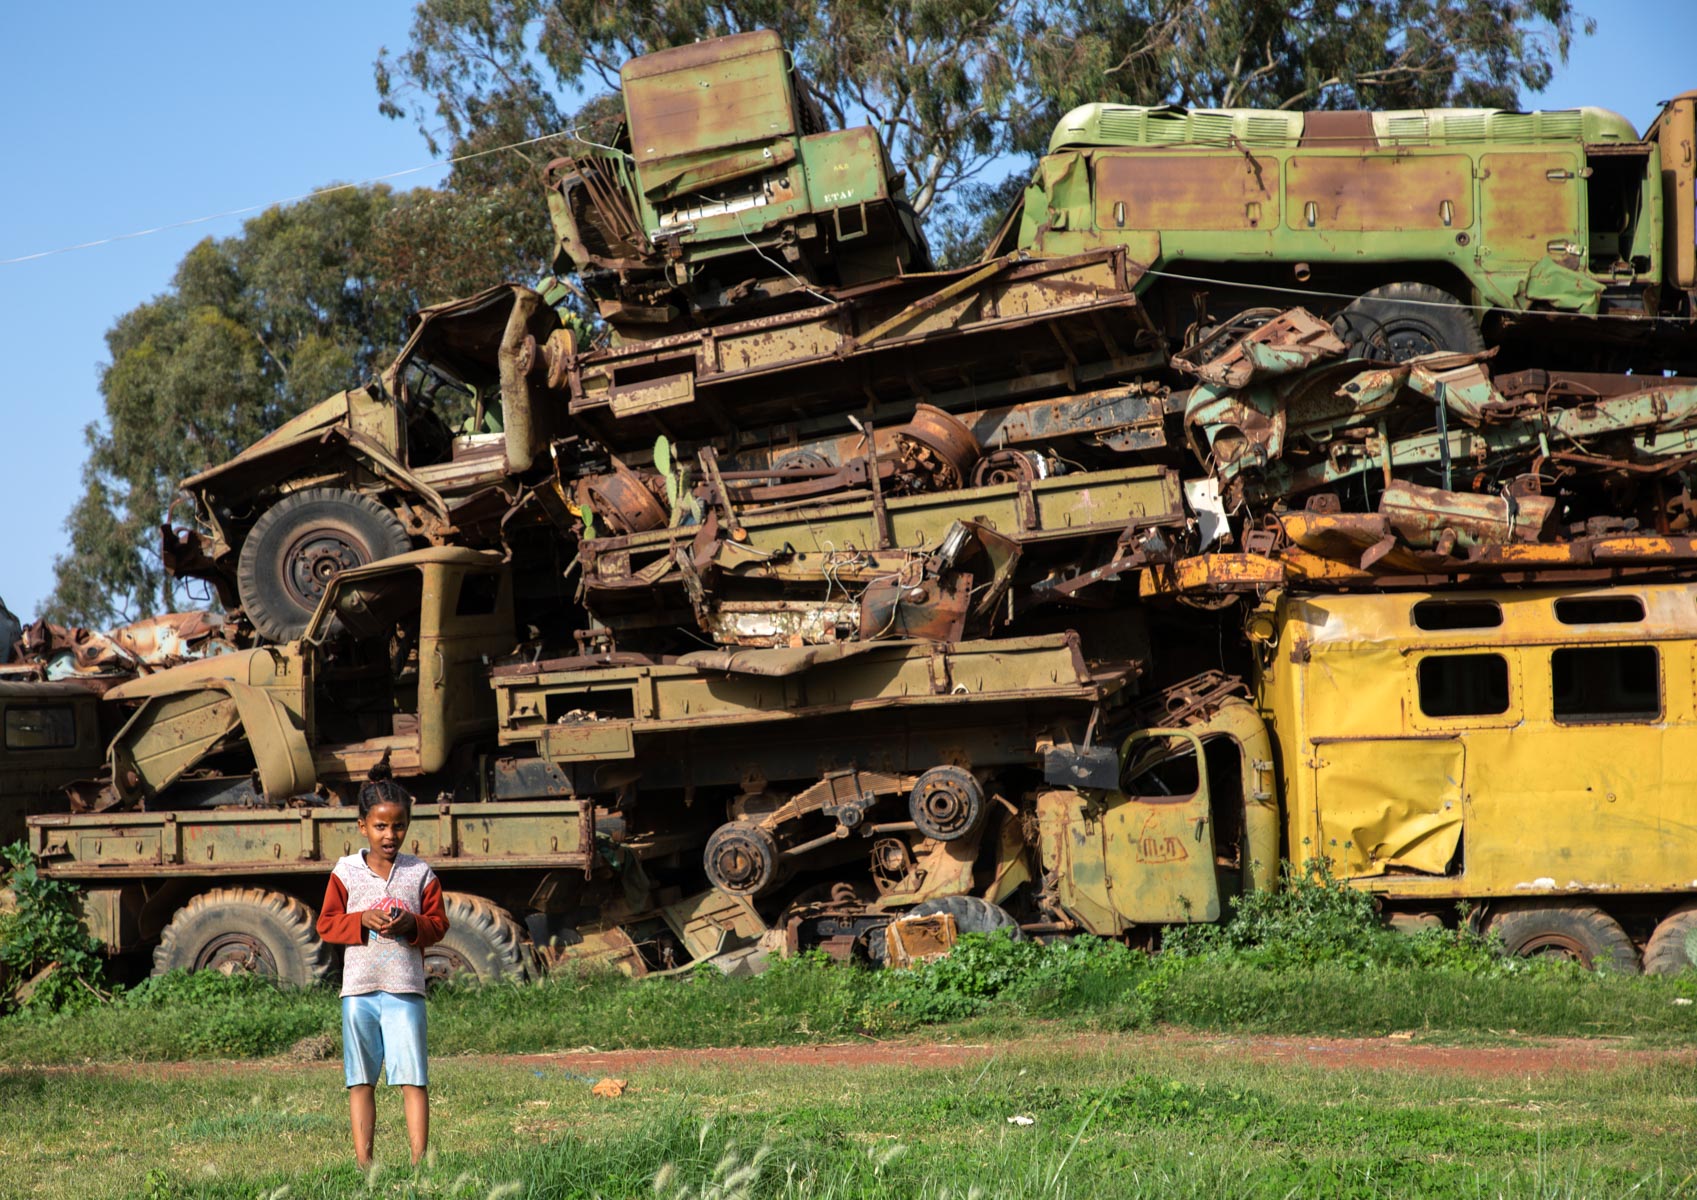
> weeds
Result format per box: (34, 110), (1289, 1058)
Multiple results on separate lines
(3, 857), (1694, 1065)
(0, 842), (106, 1012)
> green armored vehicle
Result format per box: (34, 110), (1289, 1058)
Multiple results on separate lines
(544, 30), (930, 339)
(999, 90), (1697, 368)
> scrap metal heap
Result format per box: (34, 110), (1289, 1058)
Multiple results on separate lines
(47, 33), (1697, 978)
(1167, 309), (1697, 593)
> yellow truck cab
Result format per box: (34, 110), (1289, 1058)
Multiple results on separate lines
(1253, 581), (1697, 971)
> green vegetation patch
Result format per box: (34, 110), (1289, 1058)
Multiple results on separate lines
(5, 863), (1696, 1065)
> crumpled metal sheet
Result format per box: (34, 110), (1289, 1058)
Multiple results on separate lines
(1173, 307), (1346, 389)
(674, 642), (878, 676)
(13, 611), (235, 680)
(1309, 729), (1466, 878)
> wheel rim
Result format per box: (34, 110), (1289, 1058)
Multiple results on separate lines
(1362, 318), (1449, 362)
(1513, 932), (1593, 967)
(909, 767), (984, 841)
(280, 526), (371, 612)
(705, 825), (779, 895)
(194, 932), (280, 978)
(424, 944), (477, 985)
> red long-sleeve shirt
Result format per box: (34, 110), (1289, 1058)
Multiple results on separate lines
(317, 851), (448, 996)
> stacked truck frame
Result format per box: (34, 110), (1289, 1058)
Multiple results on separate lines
(10, 32), (1697, 986)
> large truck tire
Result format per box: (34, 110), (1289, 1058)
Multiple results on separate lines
(422, 892), (533, 985)
(1642, 902), (1697, 975)
(1486, 902), (1641, 974)
(909, 895), (1025, 941)
(1332, 282), (1486, 362)
(236, 487), (411, 642)
(152, 887), (334, 988)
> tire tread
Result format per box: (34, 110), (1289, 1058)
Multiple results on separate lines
(152, 886), (333, 986)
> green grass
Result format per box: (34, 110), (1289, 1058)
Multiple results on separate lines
(6, 1035), (1694, 1199)
(3, 948), (1695, 1069)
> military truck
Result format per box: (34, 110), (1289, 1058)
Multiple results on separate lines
(162, 284), (576, 643)
(0, 680), (111, 845)
(166, 245), (1178, 646)
(1000, 90), (1697, 369)
(543, 29), (930, 340)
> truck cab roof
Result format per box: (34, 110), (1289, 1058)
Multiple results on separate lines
(1047, 102), (1640, 153)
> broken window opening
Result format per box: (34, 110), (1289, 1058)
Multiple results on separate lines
(4, 706), (77, 750)
(1551, 644), (1661, 724)
(455, 571), (501, 617)
(1412, 599), (1503, 631)
(1553, 596), (1644, 625)
(545, 689), (637, 724)
(1418, 653), (1510, 717)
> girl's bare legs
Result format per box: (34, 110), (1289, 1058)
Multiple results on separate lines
(401, 1085), (430, 1165)
(349, 1084), (376, 1168)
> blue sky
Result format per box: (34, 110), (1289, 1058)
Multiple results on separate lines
(2, 2), (1695, 621)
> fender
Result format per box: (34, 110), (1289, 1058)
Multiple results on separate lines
(110, 680), (315, 806)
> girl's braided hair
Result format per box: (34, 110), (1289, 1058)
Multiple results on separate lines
(357, 776), (413, 819)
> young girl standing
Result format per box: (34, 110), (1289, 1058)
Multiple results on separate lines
(316, 779), (449, 1168)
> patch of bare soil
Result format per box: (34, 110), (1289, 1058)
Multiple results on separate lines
(500, 1029), (1691, 1081)
(14, 1029), (1692, 1081)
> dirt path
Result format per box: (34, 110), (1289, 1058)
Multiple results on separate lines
(19, 1030), (1690, 1082)
(497, 1030), (1694, 1081)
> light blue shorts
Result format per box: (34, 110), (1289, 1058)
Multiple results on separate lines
(342, 992), (428, 1088)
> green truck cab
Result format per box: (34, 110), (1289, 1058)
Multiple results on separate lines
(544, 30), (930, 339)
(164, 284), (575, 642)
(98, 547), (514, 812)
(999, 91), (1697, 369)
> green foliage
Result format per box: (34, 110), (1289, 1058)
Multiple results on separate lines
(1164, 857), (1396, 968)
(0, 843), (105, 1013)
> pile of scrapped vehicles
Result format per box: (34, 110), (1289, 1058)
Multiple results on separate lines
(13, 32), (1697, 986)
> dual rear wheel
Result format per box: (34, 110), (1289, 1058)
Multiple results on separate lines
(1484, 900), (1697, 976)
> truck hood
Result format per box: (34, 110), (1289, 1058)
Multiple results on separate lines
(180, 392), (353, 491)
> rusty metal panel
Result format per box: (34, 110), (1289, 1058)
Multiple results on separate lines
(1286, 153), (1472, 231)
(1480, 151), (1582, 261)
(883, 913), (958, 967)
(1094, 152), (1276, 230)
(622, 31), (795, 174)
(662, 890), (767, 962)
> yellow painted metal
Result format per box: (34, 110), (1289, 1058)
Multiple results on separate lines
(1037, 728), (1221, 934)
(1311, 739), (1464, 877)
(1257, 582), (1697, 901)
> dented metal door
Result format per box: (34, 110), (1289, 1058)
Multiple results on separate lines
(1310, 736), (1466, 878)
(1039, 728), (1221, 933)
